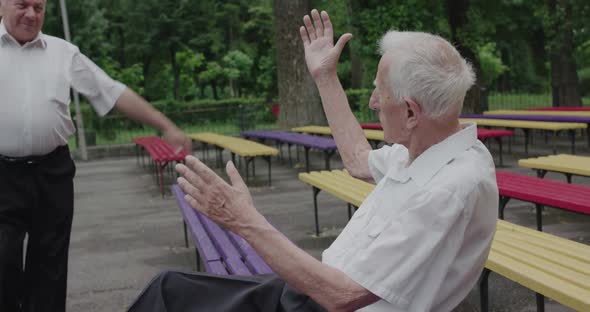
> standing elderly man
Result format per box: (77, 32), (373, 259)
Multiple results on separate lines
(0, 0), (191, 311)
(129, 9), (498, 312)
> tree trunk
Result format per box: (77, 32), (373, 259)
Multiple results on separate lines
(548, 0), (581, 106)
(274, 0), (325, 128)
(447, 0), (484, 114)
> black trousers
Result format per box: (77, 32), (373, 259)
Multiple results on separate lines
(128, 271), (327, 312)
(0, 146), (76, 312)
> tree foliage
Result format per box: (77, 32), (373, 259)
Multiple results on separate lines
(38, 0), (589, 117)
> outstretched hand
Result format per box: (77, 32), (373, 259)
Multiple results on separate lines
(163, 127), (192, 155)
(175, 156), (261, 233)
(300, 9), (352, 82)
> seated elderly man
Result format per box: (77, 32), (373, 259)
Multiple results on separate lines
(128, 9), (497, 312)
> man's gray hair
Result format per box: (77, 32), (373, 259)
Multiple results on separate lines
(379, 31), (475, 118)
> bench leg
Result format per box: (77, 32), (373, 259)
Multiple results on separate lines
(184, 221), (188, 248)
(305, 147), (310, 172)
(479, 269), (491, 312)
(325, 150), (335, 170)
(552, 131), (558, 154)
(565, 173), (572, 184)
(569, 129), (576, 154)
(158, 163), (165, 198)
(524, 129), (530, 156)
(495, 137), (504, 166)
(536, 293), (545, 312)
(313, 187), (321, 236)
(536, 204), (543, 231)
(264, 156), (272, 187)
(498, 196), (511, 220)
(288, 143), (293, 167)
(536, 169), (548, 179)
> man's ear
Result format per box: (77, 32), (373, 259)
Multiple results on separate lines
(404, 97), (422, 129)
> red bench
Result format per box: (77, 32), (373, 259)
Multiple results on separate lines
(133, 136), (187, 197)
(497, 171), (590, 231)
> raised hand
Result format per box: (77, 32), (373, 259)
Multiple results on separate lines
(175, 156), (261, 233)
(300, 9), (352, 82)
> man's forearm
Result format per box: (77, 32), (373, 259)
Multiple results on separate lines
(315, 76), (372, 179)
(114, 88), (178, 133)
(239, 215), (378, 311)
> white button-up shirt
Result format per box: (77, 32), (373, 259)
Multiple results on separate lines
(322, 122), (498, 312)
(0, 20), (126, 157)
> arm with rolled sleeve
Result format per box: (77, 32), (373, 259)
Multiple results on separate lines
(69, 51), (191, 152)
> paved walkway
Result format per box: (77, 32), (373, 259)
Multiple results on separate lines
(68, 136), (589, 311)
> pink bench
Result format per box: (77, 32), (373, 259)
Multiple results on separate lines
(496, 171), (590, 231)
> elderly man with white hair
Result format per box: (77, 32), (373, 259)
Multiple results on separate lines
(129, 9), (498, 312)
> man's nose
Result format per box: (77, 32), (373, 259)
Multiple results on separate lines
(24, 7), (36, 19)
(369, 89), (380, 111)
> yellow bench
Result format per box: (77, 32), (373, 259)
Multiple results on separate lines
(189, 132), (278, 185)
(518, 154), (590, 183)
(485, 109), (590, 117)
(298, 170), (590, 312)
(459, 118), (586, 155)
(298, 169), (374, 235)
(291, 125), (384, 147)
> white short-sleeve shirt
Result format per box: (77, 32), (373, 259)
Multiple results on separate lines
(0, 20), (126, 157)
(322, 122), (498, 312)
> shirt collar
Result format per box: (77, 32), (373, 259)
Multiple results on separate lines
(0, 19), (47, 49)
(385, 122), (478, 186)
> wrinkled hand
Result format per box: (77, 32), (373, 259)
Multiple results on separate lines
(175, 156), (259, 232)
(300, 9), (352, 82)
(163, 127), (192, 155)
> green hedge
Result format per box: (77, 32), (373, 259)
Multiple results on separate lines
(72, 98), (271, 140)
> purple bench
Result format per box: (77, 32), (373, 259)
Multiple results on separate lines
(172, 185), (273, 275)
(241, 130), (337, 172)
(462, 114), (590, 153)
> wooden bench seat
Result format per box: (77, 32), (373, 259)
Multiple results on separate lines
(518, 154), (590, 183)
(189, 132), (279, 186)
(171, 185), (273, 275)
(132, 136), (187, 197)
(291, 125), (384, 148)
(459, 118), (587, 155)
(298, 169), (590, 311)
(241, 130), (337, 172)
(496, 170), (590, 231)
